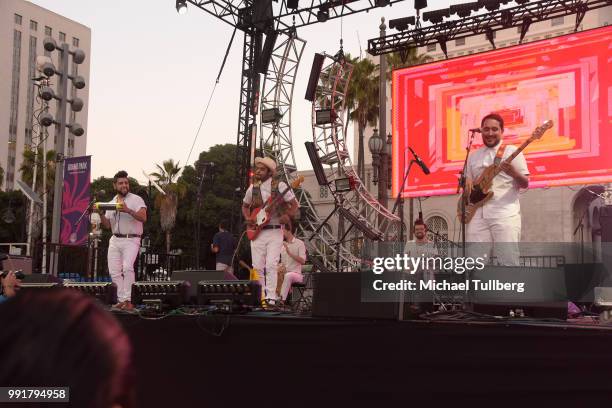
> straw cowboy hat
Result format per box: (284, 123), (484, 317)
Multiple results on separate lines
(254, 157), (277, 173)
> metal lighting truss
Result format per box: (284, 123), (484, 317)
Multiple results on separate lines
(311, 54), (402, 266)
(368, 0), (611, 55)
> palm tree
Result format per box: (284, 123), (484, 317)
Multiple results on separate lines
(345, 55), (380, 181)
(385, 48), (432, 77)
(20, 147), (56, 193)
(151, 159), (187, 254)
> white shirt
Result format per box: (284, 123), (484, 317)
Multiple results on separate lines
(466, 142), (529, 219)
(105, 192), (146, 235)
(243, 178), (296, 225)
(280, 237), (306, 274)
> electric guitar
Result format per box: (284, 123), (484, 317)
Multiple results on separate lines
(246, 176), (304, 241)
(457, 120), (553, 224)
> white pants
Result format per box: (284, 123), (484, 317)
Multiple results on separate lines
(280, 271), (303, 301)
(466, 212), (521, 266)
(108, 236), (140, 302)
(250, 228), (283, 301)
(215, 262), (236, 280)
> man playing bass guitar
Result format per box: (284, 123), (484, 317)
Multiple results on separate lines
(242, 157), (299, 304)
(464, 113), (530, 266)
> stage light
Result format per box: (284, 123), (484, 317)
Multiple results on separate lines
(176, 0), (188, 15)
(317, 7), (329, 22)
(334, 177), (355, 193)
(450, 2), (479, 18)
(501, 10), (513, 27)
(305, 142), (329, 186)
(258, 29), (278, 74)
(40, 112), (55, 127)
(423, 8), (450, 24)
(338, 206), (384, 241)
(389, 17), (415, 31)
(478, 0), (501, 11)
(485, 27), (496, 49)
(287, 0), (299, 9)
(43, 37), (57, 52)
(68, 122), (84, 137)
(261, 108), (282, 123)
(376, 0), (390, 7)
(519, 16), (532, 43)
(437, 36), (449, 58)
(132, 281), (188, 308)
(305, 53), (325, 101)
(40, 86), (55, 101)
(198, 280), (261, 306)
(315, 109), (337, 125)
(72, 75), (86, 89)
(414, 0), (427, 10)
(63, 282), (117, 305)
(515, 0), (529, 4)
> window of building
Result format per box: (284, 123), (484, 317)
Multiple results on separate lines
(30, 20), (38, 31)
(15, 14), (22, 25)
(319, 186), (328, 199)
(59, 32), (66, 42)
(72, 37), (79, 47)
(551, 16), (564, 26)
(45, 26), (52, 36)
(427, 44), (436, 52)
(455, 37), (465, 46)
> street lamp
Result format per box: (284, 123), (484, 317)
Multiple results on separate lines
(368, 128), (383, 185)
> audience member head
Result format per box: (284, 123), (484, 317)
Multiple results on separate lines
(0, 289), (134, 408)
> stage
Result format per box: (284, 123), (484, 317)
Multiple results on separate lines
(115, 310), (612, 406)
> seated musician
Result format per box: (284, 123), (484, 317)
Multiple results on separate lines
(277, 224), (307, 304)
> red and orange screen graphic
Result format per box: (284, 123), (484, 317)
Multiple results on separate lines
(392, 26), (612, 198)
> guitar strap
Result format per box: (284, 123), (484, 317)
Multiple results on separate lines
(494, 144), (507, 166)
(251, 181), (264, 209)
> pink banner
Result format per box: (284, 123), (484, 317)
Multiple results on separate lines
(60, 156), (91, 245)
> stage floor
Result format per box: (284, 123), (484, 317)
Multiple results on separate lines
(115, 310), (612, 406)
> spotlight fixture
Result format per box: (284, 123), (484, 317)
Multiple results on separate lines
(450, 2), (479, 18)
(389, 16), (416, 31)
(315, 109), (337, 125)
(414, 0), (427, 10)
(334, 177), (356, 193)
(477, 0), (501, 12)
(176, 0), (188, 15)
(422, 8), (450, 24)
(287, 0), (299, 9)
(261, 108), (282, 123)
(376, 0), (390, 7)
(515, 0), (529, 4)
(317, 6), (329, 22)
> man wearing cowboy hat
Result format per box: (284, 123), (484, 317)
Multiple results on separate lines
(242, 157), (299, 304)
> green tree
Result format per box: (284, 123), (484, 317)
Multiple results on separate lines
(151, 159), (187, 254)
(345, 55), (380, 180)
(19, 148), (56, 193)
(0, 165), (4, 190)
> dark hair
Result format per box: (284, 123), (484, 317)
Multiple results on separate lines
(481, 113), (504, 131)
(0, 289), (135, 408)
(113, 170), (129, 182)
(219, 220), (228, 230)
(414, 219), (427, 229)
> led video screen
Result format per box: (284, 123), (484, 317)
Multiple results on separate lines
(391, 26), (612, 198)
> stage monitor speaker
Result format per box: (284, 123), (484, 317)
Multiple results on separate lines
(132, 281), (189, 308)
(469, 266), (568, 319)
(305, 53), (325, 101)
(197, 280), (261, 307)
(257, 29), (278, 74)
(171, 270), (225, 303)
(63, 282), (117, 305)
(312, 272), (398, 320)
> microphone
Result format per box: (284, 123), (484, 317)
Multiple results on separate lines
(469, 128), (481, 133)
(408, 147), (430, 175)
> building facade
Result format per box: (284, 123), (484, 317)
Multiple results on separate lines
(0, 0), (90, 190)
(299, 6), (611, 264)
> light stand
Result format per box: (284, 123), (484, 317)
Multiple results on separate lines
(391, 160), (415, 243)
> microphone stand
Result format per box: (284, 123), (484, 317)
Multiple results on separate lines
(457, 130), (477, 258)
(392, 160), (415, 243)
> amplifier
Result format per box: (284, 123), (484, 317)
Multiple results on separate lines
(171, 270), (225, 303)
(197, 280), (261, 307)
(63, 281), (117, 305)
(131, 281), (188, 307)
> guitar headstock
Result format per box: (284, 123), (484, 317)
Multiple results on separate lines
(291, 175), (305, 189)
(530, 120), (554, 141)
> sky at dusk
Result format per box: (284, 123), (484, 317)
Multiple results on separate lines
(27, 0), (455, 183)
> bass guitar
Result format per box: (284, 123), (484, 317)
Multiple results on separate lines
(246, 176), (304, 240)
(457, 120), (553, 224)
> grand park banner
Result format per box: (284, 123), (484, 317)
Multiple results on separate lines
(60, 156), (91, 245)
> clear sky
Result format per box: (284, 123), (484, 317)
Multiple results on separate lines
(28, 0), (454, 183)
